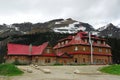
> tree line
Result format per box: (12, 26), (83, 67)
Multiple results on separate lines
(0, 32), (120, 64)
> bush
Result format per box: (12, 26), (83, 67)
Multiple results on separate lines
(13, 60), (28, 65)
(13, 60), (21, 65)
(53, 63), (63, 66)
(0, 64), (24, 76)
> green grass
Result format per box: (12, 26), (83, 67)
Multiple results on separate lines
(100, 65), (120, 75)
(53, 63), (63, 66)
(0, 64), (24, 76)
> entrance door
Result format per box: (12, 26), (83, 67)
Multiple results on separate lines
(63, 60), (67, 65)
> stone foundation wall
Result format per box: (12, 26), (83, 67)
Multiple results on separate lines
(6, 55), (112, 65)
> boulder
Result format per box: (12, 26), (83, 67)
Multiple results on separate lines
(26, 68), (32, 73)
(74, 69), (80, 74)
(42, 69), (51, 73)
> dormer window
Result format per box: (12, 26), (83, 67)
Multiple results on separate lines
(65, 41), (68, 44)
(97, 41), (101, 44)
(58, 43), (60, 46)
(75, 36), (80, 41)
(103, 41), (106, 45)
(61, 42), (64, 46)
(72, 36), (75, 38)
(75, 46), (78, 51)
(92, 40), (94, 43)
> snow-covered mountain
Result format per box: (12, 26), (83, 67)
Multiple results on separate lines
(52, 18), (95, 33)
(0, 18), (120, 38)
(29, 18), (95, 34)
(97, 23), (120, 38)
(97, 23), (119, 31)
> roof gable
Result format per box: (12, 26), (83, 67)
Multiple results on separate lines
(57, 52), (73, 58)
(32, 42), (48, 55)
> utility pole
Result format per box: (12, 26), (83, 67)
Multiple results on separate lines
(89, 32), (93, 64)
(29, 44), (32, 64)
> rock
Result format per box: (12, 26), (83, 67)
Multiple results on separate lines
(74, 69), (80, 74)
(27, 68), (32, 73)
(42, 69), (51, 73)
(35, 65), (38, 67)
(35, 67), (40, 70)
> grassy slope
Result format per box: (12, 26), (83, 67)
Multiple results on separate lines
(100, 65), (120, 75)
(0, 64), (23, 76)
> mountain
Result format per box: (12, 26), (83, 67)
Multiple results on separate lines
(0, 18), (95, 35)
(0, 18), (120, 39)
(97, 23), (120, 38)
(30, 18), (95, 34)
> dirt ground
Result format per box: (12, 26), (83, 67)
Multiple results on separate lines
(0, 65), (120, 80)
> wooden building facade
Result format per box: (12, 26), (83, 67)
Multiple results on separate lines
(6, 31), (112, 65)
(54, 31), (112, 64)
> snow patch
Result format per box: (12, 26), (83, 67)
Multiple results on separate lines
(91, 31), (99, 35)
(55, 22), (61, 24)
(53, 22), (86, 33)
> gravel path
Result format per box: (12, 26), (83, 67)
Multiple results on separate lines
(1, 65), (120, 80)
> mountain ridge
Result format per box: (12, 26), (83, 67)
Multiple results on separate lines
(0, 18), (120, 38)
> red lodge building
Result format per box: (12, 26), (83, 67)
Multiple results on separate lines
(6, 31), (112, 65)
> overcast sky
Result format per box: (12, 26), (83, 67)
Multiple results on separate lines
(0, 0), (120, 29)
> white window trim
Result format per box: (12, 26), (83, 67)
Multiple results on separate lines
(75, 46), (78, 51)
(83, 47), (86, 51)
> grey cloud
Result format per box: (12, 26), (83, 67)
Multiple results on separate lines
(0, 0), (120, 28)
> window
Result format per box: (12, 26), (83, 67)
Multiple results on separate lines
(75, 36), (80, 41)
(97, 41), (101, 44)
(58, 43), (60, 46)
(103, 41), (106, 45)
(83, 58), (85, 63)
(74, 58), (78, 63)
(75, 46), (78, 51)
(83, 47), (86, 51)
(106, 49), (108, 53)
(99, 48), (102, 52)
(92, 40), (94, 43)
(47, 58), (50, 63)
(61, 42), (64, 46)
(72, 36), (75, 38)
(45, 58), (51, 63)
(15, 58), (18, 61)
(35, 58), (38, 63)
(65, 41), (68, 44)
(92, 48), (94, 52)
(45, 59), (47, 63)
(47, 49), (50, 53)
(85, 39), (87, 43)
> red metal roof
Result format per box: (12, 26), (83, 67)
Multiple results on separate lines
(41, 53), (56, 57)
(32, 42), (48, 55)
(58, 35), (73, 42)
(54, 31), (110, 49)
(69, 52), (112, 56)
(8, 43), (30, 55)
(56, 52), (73, 58)
(8, 42), (51, 56)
